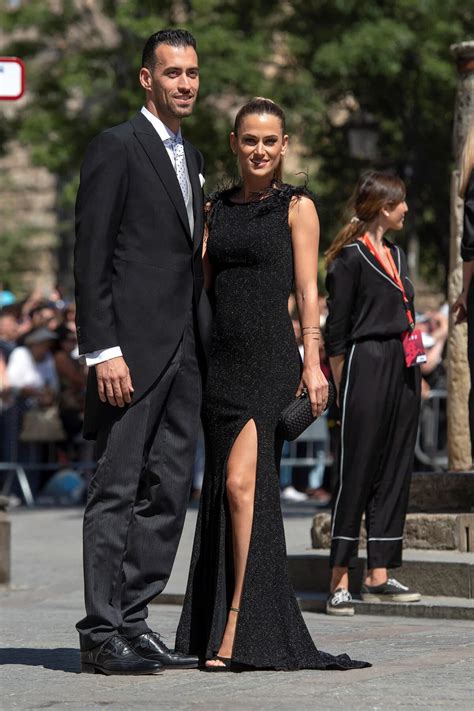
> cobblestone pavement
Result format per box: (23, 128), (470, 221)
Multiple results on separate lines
(1, 507), (473, 710)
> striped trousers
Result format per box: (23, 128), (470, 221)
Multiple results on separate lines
(330, 337), (420, 570)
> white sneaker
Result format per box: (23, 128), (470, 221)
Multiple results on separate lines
(361, 577), (421, 603)
(280, 486), (308, 502)
(326, 588), (355, 616)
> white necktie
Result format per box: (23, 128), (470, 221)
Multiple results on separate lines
(169, 137), (189, 203)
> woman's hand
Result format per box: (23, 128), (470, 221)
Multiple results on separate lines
(453, 290), (468, 324)
(296, 365), (328, 417)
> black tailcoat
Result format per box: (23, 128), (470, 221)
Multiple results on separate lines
(74, 111), (208, 438)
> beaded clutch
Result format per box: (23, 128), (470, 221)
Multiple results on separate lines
(277, 381), (335, 441)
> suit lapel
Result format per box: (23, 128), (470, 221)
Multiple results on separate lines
(184, 140), (204, 255)
(130, 113), (191, 239)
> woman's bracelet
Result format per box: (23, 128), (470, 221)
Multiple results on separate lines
(302, 326), (320, 340)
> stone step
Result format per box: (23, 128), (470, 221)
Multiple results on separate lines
(408, 471), (474, 512)
(297, 592), (474, 621)
(311, 512), (474, 551)
(154, 548), (474, 619)
(155, 590), (474, 622)
(287, 549), (474, 599)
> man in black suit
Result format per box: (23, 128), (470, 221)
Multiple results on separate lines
(74, 29), (206, 675)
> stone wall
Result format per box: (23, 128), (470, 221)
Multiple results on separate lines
(0, 140), (58, 294)
(0, 7), (58, 296)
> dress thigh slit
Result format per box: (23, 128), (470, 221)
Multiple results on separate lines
(207, 414), (261, 659)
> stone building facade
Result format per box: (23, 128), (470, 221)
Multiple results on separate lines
(0, 3), (58, 296)
(0, 140), (58, 296)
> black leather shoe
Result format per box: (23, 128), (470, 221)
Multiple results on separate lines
(80, 634), (164, 675)
(130, 631), (199, 669)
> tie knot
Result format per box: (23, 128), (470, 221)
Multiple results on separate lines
(168, 135), (182, 148)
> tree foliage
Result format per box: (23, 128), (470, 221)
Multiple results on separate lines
(0, 226), (34, 292)
(272, 0), (473, 283)
(0, 0), (472, 288)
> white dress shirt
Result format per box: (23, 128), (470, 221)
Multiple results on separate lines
(141, 105), (184, 166)
(84, 107), (194, 367)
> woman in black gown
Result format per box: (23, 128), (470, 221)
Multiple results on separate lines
(175, 98), (370, 672)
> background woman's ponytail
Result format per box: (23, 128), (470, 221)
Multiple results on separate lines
(325, 171), (406, 266)
(325, 218), (366, 266)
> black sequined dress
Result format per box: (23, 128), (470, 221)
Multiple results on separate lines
(175, 184), (370, 671)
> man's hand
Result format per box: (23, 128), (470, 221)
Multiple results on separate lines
(452, 291), (468, 325)
(96, 356), (134, 407)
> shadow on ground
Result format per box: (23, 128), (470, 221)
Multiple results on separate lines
(0, 648), (79, 673)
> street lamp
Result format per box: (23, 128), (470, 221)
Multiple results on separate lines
(347, 111), (379, 161)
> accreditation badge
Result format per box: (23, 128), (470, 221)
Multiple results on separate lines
(401, 328), (427, 368)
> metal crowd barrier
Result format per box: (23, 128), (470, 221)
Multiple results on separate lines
(0, 461), (95, 508)
(415, 388), (448, 470)
(280, 416), (331, 469)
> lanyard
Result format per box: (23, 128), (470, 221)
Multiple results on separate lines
(361, 234), (414, 330)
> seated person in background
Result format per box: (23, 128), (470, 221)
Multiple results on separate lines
(64, 302), (77, 328)
(0, 349), (8, 397)
(4, 328), (60, 497)
(28, 302), (63, 333)
(416, 306), (448, 459)
(417, 306), (448, 397)
(0, 308), (19, 362)
(7, 327), (59, 399)
(54, 324), (87, 460)
(280, 306), (331, 505)
(280, 309), (308, 501)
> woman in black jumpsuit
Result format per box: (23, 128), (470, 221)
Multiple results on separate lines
(324, 171), (421, 616)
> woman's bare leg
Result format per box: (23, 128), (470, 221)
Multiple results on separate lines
(330, 566), (349, 592)
(206, 420), (257, 667)
(365, 567), (388, 586)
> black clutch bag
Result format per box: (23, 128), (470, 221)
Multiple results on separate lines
(277, 381), (335, 441)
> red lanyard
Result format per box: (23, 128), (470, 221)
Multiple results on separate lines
(361, 234), (414, 330)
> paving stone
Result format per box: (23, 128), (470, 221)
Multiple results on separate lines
(1, 507), (473, 710)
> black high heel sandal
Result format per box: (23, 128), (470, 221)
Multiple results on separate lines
(204, 654), (233, 672)
(204, 607), (240, 673)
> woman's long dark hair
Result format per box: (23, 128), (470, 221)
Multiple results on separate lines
(325, 171), (406, 266)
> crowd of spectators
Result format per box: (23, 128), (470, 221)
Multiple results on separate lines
(0, 285), (449, 506)
(0, 286), (91, 503)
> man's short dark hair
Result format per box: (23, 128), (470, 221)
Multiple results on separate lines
(142, 29), (197, 71)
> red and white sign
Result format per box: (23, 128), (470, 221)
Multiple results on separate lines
(0, 57), (25, 100)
